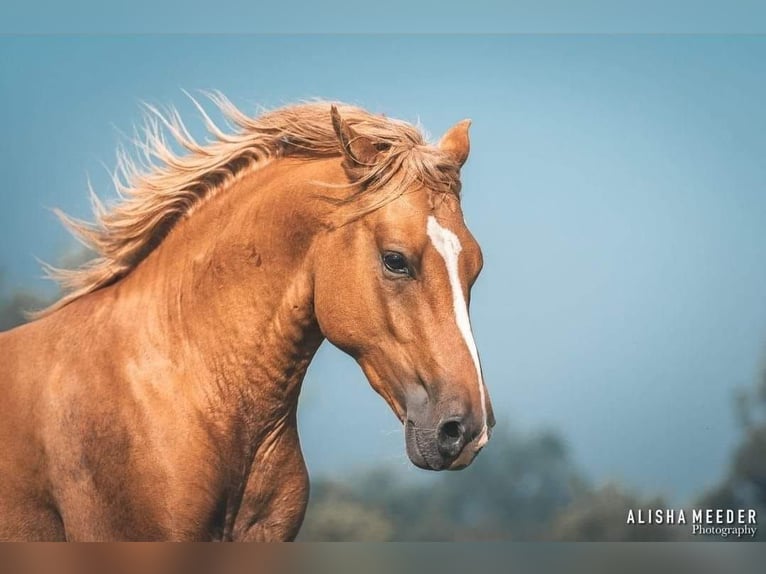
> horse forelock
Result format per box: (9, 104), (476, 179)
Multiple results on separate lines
(35, 94), (463, 318)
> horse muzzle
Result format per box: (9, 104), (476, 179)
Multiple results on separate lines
(404, 415), (490, 471)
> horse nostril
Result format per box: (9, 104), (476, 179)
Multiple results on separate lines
(437, 419), (465, 459)
(442, 421), (461, 440)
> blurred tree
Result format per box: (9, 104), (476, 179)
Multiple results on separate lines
(0, 273), (49, 331)
(297, 481), (394, 541)
(549, 484), (680, 541)
(398, 429), (583, 540)
(697, 367), (766, 537)
(302, 429), (588, 541)
(0, 249), (92, 331)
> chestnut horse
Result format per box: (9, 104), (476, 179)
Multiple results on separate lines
(0, 97), (495, 541)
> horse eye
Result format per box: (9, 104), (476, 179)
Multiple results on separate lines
(382, 251), (409, 275)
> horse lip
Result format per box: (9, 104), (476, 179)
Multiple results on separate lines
(404, 420), (427, 468)
(446, 431), (488, 470)
(405, 419), (448, 471)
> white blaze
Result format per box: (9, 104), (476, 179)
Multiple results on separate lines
(426, 215), (488, 446)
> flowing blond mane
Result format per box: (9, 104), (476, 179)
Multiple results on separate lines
(39, 94), (462, 317)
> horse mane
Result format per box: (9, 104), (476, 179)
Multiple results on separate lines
(37, 94), (462, 317)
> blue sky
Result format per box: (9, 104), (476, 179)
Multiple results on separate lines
(1, 35), (765, 501)
(2, 1), (766, 33)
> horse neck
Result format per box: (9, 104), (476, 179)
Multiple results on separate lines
(111, 158), (339, 430)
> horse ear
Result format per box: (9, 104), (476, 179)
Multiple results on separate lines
(438, 119), (471, 168)
(330, 105), (378, 169)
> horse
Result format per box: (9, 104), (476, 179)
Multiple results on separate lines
(0, 96), (495, 541)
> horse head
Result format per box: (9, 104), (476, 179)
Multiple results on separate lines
(311, 107), (495, 470)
